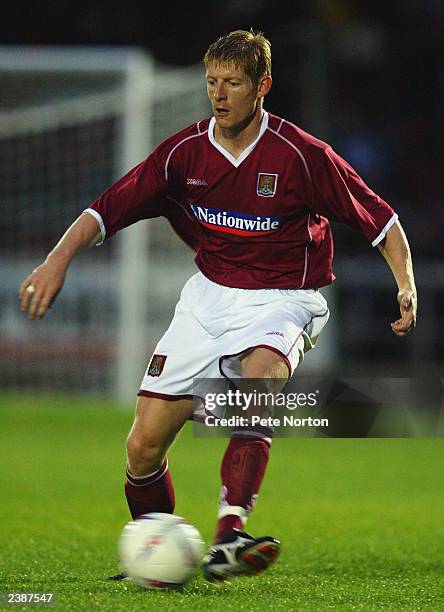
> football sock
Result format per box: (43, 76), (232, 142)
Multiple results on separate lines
(125, 458), (175, 519)
(215, 436), (270, 543)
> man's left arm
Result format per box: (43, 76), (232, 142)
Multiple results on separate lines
(377, 220), (417, 336)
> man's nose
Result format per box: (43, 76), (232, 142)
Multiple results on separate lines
(214, 83), (226, 100)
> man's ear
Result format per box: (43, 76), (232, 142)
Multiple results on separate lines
(257, 76), (272, 99)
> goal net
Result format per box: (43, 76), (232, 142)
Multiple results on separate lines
(0, 47), (209, 402)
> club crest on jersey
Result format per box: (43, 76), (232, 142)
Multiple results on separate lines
(257, 173), (278, 197)
(148, 354), (167, 377)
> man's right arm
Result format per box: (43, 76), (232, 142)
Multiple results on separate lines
(19, 132), (182, 320)
(19, 212), (101, 320)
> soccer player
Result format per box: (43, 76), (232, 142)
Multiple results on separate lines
(19, 30), (417, 583)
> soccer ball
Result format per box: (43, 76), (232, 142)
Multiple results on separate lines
(118, 512), (204, 589)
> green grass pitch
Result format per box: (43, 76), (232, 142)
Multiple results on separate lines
(0, 393), (443, 611)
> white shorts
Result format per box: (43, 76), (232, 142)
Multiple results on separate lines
(138, 272), (329, 400)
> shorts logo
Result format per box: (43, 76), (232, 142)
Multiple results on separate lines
(148, 354), (167, 377)
(257, 173), (278, 197)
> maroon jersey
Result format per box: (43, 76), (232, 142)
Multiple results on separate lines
(87, 112), (396, 289)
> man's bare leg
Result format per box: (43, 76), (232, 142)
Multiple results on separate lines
(124, 395), (193, 519)
(109, 395), (192, 581)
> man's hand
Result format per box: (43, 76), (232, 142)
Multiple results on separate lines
(377, 221), (417, 338)
(18, 211), (102, 320)
(391, 289), (417, 336)
(19, 259), (66, 320)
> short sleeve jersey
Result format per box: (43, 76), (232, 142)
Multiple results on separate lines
(87, 111), (397, 289)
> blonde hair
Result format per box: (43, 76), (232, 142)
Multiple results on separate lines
(204, 29), (271, 85)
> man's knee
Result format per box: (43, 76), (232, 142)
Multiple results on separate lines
(125, 395), (192, 477)
(126, 431), (167, 476)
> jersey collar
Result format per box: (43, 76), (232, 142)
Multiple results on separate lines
(208, 110), (269, 168)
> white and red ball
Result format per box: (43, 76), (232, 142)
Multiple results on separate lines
(118, 512), (204, 589)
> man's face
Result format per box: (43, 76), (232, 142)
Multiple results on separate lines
(205, 61), (261, 131)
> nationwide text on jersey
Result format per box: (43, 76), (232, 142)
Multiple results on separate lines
(191, 204), (282, 236)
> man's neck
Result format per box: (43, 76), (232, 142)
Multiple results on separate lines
(214, 106), (264, 159)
